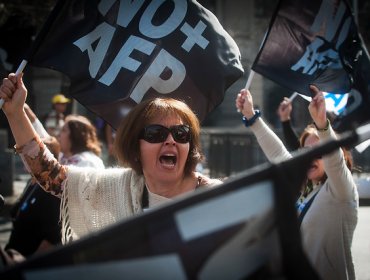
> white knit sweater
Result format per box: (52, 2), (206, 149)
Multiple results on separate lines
(61, 167), (221, 243)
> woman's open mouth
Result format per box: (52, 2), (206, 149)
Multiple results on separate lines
(159, 154), (177, 168)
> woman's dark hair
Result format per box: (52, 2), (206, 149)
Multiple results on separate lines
(299, 124), (353, 183)
(65, 115), (102, 156)
(114, 98), (204, 176)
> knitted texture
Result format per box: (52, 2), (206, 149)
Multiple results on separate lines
(61, 167), (145, 243)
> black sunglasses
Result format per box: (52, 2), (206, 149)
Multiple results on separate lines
(140, 124), (191, 143)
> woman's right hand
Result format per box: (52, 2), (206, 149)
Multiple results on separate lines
(308, 85), (327, 129)
(0, 73), (27, 117)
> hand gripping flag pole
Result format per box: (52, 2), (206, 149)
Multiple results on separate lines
(0, 60), (28, 108)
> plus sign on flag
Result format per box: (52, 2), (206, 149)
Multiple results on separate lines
(28, 0), (244, 129)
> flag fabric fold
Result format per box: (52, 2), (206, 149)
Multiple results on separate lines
(252, 0), (370, 132)
(29, 0), (244, 129)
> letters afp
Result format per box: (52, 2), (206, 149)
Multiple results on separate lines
(73, 0), (210, 103)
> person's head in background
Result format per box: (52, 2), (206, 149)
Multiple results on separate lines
(58, 115), (101, 158)
(51, 94), (70, 115)
(299, 124), (353, 185)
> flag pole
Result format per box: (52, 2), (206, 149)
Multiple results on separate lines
(243, 29), (268, 91)
(236, 69), (256, 113)
(0, 59), (28, 108)
(238, 30), (268, 112)
(244, 69), (255, 90)
(288, 92), (299, 102)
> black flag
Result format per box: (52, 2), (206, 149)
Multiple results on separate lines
(0, 13), (35, 78)
(252, 0), (370, 132)
(28, 0), (244, 129)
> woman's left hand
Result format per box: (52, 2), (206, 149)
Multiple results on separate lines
(308, 85), (327, 129)
(235, 89), (255, 119)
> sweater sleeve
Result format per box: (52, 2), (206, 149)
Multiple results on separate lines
(16, 137), (67, 197)
(249, 118), (292, 163)
(319, 125), (357, 202)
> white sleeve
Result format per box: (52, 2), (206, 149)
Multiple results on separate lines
(250, 118), (292, 163)
(319, 126), (357, 201)
(32, 118), (51, 139)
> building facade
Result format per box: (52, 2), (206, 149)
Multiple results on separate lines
(1, 0), (369, 178)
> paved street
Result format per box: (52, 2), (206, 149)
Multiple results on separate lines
(353, 205), (370, 280)
(0, 181), (369, 278)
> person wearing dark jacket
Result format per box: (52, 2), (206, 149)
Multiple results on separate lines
(277, 97), (300, 152)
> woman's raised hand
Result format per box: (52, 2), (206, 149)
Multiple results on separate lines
(308, 85), (327, 129)
(235, 89), (255, 119)
(0, 73), (27, 117)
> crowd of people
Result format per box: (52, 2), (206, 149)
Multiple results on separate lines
(0, 72), (361, 279)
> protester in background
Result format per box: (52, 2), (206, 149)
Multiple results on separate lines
(0, 73), (222, 244)
(58, 114), (104, 168)
(236, 86), (358, 280)
(277, 97), (300, 152)
(43, 93), (70, 137)
(5, 135), (62, 257)
(4, 103), (61, 258)
(4, 104), (104, 259)
(26, 104), (104, 168)
(24, 103), (50, 139)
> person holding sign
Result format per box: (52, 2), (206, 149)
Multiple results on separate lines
(236, 86), (358, 280)
(0, 73), (222, 244)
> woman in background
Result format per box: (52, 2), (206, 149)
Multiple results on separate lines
(58, 114), (104, 168)
(4, 105), (104, 259)
(236, 85), (358, 280)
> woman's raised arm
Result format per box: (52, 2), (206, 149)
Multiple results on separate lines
(0, 73), (38, 147)
(1, 73), (67, 197)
